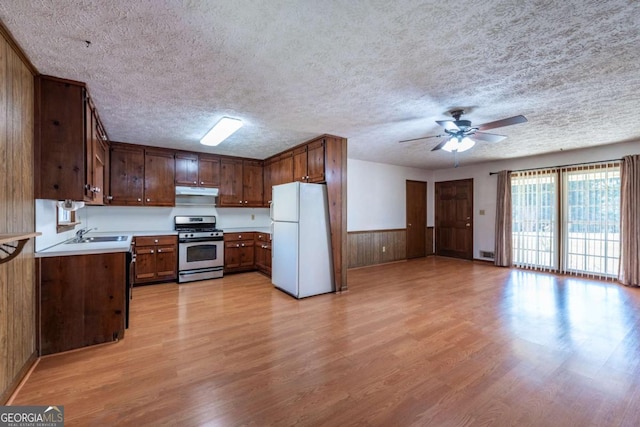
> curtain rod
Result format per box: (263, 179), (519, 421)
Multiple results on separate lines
(489, 158), (622, 175)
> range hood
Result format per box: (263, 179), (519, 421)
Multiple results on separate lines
(175, 186), (219, 197)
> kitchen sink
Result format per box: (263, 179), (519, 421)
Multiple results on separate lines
(66, 235), (129, 244)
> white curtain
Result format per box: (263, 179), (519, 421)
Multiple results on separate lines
(494, 170), (512, 267)
(619, 155), (640, 287)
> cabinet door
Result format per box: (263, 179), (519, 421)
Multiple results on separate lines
(307, 139), (325, 183)
(220, 159), (244, 206)
(239, 241), (255, 267)
(156, 244), (177, 280)
(37, 77), (85, 200)
(198, 155), (221, 187)
(264, 244), (272, 273)
(224, 241), (242, 269)
(144, 149), (175, 206)
(293, 146), (308, 182)
(263, 158), (274, 206)
(175, 153), (199, 186)
(92, 138), (107, 205)
(84, 97), (95, 201)
(243, 160), (264, 206)
(109, 144), (145, 205)
(134, 247), (156, 282)
(255, 243), (265, 270)
(279, 151), (294, 185)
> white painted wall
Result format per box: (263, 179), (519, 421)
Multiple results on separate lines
(430, 141), (640, 260)
(347, 159), (432, 231)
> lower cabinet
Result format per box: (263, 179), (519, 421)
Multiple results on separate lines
(224, 232), (255, 273)
(133, 235), (177, 284)
(255, 233), (272, 276)
(39, 252), (126, 355)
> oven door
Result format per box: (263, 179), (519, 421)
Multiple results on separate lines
(179, 240), (224, 271)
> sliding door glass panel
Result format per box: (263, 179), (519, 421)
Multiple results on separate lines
(562, 164), (620, 277)
(511, 170), (558, 270)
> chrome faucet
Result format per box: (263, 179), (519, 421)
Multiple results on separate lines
(74, 227), (96, 241)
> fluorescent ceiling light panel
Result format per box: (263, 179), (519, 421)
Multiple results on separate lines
(200, 117), (243, 146)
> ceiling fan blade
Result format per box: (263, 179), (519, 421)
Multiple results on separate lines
(436, 120), (459, 131)
(398, 135), (443, 143)
(472, 132), (507, 143)
(431, 139), (450, 151)
(476, 115), (527, 131)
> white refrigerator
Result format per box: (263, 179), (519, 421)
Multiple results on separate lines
(271, 182), (334, 298)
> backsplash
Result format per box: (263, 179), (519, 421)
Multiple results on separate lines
(35, 199), (270, 251)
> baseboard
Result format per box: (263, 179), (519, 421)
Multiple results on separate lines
(1, 351), (39, 405)
(473, 258), (495, 265)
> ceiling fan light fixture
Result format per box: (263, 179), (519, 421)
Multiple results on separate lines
(200, 117), (243, 146)
(457, 137), (475, 152)
(441, 137), (459, 152)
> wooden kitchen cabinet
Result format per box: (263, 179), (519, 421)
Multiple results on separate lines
(263, 157), (274, 206)
(293, 139), (325, 183)
(133, 235), (177, 284)
(255, 233), (272, 276)
(224, 232), (255, 273)
(219, 159), (263, 207)
(39, 252), (126, 355)
(108, 143), (145, 205)
(35, 75), (109, 203)
(243, 160), (264, 206)
(175, 153), (220, 187)
(144, 149), (175, 206)
(108, 143), (175, 206)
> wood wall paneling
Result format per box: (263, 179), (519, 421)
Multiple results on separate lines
(348, 230), (407, 268)
(426, 226), (434, 256)
(0, 28), (37, 403)
(323, 136), (348, 292)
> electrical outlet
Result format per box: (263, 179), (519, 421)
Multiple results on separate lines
(479, 209), (485, 215)
(382, 246), (386, 253)
(251, 214), (255, 220)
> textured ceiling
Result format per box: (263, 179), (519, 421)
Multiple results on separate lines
(1, 0), (639, 169)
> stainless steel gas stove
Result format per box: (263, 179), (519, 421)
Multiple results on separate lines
(175, 215), (224, 283)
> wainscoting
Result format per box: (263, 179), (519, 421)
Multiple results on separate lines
(0, 25), (37, 403)
(348, 227), (434, 268)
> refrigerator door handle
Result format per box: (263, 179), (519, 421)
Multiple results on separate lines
(269, 200), (274, 220)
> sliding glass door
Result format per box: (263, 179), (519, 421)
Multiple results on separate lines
(511, 162), (620, 278)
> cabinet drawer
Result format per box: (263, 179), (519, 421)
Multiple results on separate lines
(135, 235), (177, 246)
(224, 232), (255, 242)
(256, 233), (270, 242)
(225, 240), (255, 249)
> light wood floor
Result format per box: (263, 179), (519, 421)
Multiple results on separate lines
(14, 257), (640, 426)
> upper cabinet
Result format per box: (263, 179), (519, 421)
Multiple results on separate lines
(293, 139), (325, 183)
(108, 143), (175, 206)
(35, 76), (109, 203)
(175, 152), (220, 187)
(144, 149), (175, 206)
(219, 159), (263, 207)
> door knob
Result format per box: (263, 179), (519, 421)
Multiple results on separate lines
(466, 223), (470, 227)
(408, 223), (412, 227)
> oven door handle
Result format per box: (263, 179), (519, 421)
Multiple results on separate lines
(179, 237), (224, 243)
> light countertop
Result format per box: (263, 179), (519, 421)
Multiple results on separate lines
(35, 230), (177, 258)
(224, 227), (271, 234)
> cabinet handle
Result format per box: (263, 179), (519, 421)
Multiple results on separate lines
(200, 181), (204, 185)
(137, 198), (142, 202)
(158, 249), (162, 253)
(241, 243), (245, 247)
(154, 239), (158, 243)
(94, 187), (101, 193)
(236, 244), (240, 247)
(239, 235), (242, 238)
(193, 181), (197, 184)
(107, 196), (113, 201)
(150, 250), (154, 254)
(245, 201), (248, 204)
(146, 198), (151, 202)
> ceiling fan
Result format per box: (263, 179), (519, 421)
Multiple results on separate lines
(399, 109), (527, 153)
